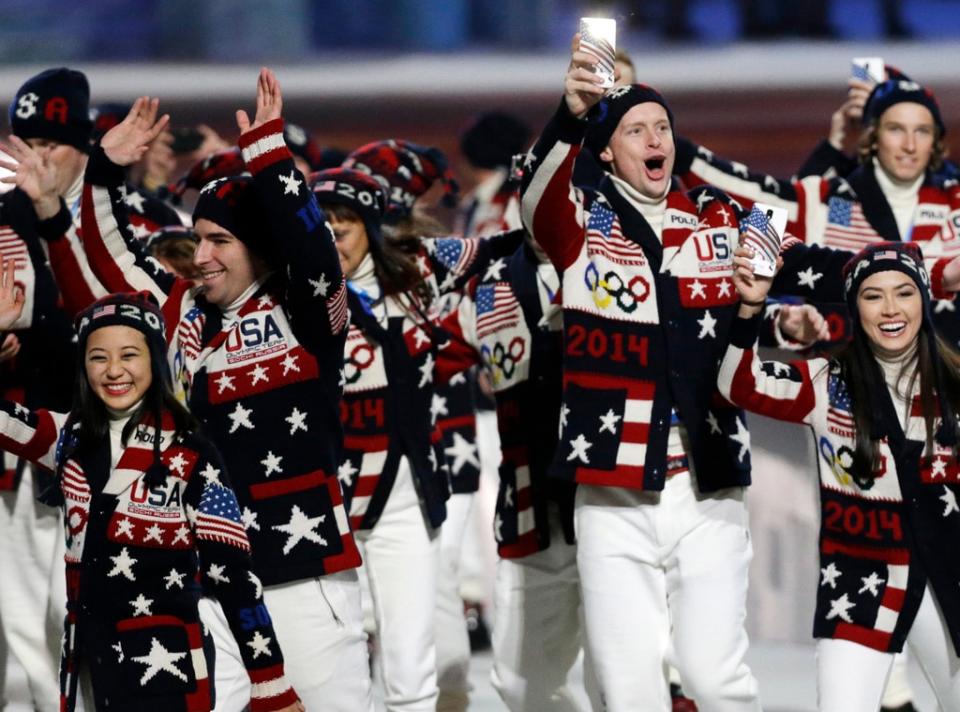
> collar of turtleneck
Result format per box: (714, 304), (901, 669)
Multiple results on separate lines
(873, 339), (919, 429)
(873, 157), (923, 239)
(610, 174), (669, 239)
(107, 401), (141, 470)
(222, 274), (271, 324)
(348, 252), (380, 301)
(64, 168), (84, 213)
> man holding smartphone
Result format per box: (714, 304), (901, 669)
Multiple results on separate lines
(519, 35), (854, 711)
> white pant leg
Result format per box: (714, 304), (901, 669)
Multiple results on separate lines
(356, 460), (440, 712)
(817, 638), (893, 712)
(574, 484), (672, 712)
(880, 652), (912, 708)
(435, 493), (472, 712)
(666, 480), (760, 712)
(905, 584), (960, 712)
(0, 464), (65, 712)
(199, 597), (250, 712)
(458, 409), (500, 606)
(203, 572), (374, 712)
(490, 539), (585, 712)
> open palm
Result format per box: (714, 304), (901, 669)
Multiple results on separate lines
(0, 136), (59, 204)
(0, 258), (25, 331)
(101, 96), (170, 167)
(236, 68), (283, 135)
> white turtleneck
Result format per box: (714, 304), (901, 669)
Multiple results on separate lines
(347, 252), (380, 299)
(65, 169), (84, 216)
(610, 174), (669, 240)
(873, 158), (924, 240)
(221, 275), (272, 325)
(107, 403), (140, 470)
(874, 341), (919, 435)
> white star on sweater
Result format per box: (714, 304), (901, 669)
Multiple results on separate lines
(567, 434), (592, 464)
(484, 258), (506, 282)
(172, 525), (191, 546)
(412, 327), (430, 349)
(859, 572), (884, 596)
(207, 563), (231, 585)
(200, 463), (222, 487)
(227, 403), (255, 434)
(309, 274), (330, 297)
(282, 353), (301, 376)
(249, 364), (270, 386)
(430, 394), (449, 423)
(164, 569), (186, 590)
(697, 310), (718, 339)
(123, 190), (146, 213)
(261, 451), (283, 477)
(504, 485), (514, 507)
(729, 416), (750, 463)
(258, 295), (274, 309)
(717, 279), (732, 298)
(338, 460), (358, 487)
(559, 404), (570, 429)
(935, 299), (956, 314)
(130, 594), (153, 616)
(696, 190), (714, 210)
(144, 523), (164, 544)
(108, 547), (137, 581)
(418, 353), (435, 388)
(598, 409), (621, 434)
(247, 631), (272, 659)
(826, 593), (856, 623)
(242, 507), (260, 532)
(115, 517), (135, 539)
(797, 267), (823, 290)
(112, 642), (124, 663)
(215, 372), (236, 394)
(931, 457), (948, 478)
(285, 407), (308, 435)
(444, 433), (480, 475)
(706, 411), (722, 435)
(248, 571), (263, 599)
(272, 505), (327, 555)
(940, 486), (959, 517)
(688, 280), (707, 300)
(820, 562), (842, 589)
(130, 222), (152, 240)
(132, 638), (188, 684)
(168, 452), (188, 477)
(494, 512), (503, 542)
(278, 170), (302, 196)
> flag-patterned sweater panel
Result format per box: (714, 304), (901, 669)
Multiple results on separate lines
(0, 401), (296, 712)
(77, 122), (357, 586)
(519, 101), (847, 491)
(337, 286), (448, 531)
(437, 243), (575, 559)
(718, 313), (960, 654)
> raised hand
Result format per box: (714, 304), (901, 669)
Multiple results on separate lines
(0, 258), (25, 332)
(732, 245), (780, 316)
(778, 303), (831, 345)
(565, 34), (606, 118)
(236, 68), (283, 135)
(100, 97), (170, 167)
(0, 136), (61, 218)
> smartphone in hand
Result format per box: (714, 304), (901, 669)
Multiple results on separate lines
(579, 18), (617, 89)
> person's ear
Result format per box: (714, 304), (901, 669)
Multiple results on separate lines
(600, 145), (614, 163)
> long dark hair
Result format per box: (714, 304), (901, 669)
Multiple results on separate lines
(833, 325), (960, 482)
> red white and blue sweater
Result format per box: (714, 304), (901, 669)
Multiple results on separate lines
(520, 101), (850, 491)
(719, 313), (960, 654)
(0, 402), (296, 712)
(437, 237), (576, 558)
(74, 120), (358, 585)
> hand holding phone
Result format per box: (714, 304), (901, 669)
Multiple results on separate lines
(579, 18), (616, 89)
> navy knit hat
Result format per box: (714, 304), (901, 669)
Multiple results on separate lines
(343, 139), (459, 221)
(584, 84), (675, 160)
(863, 79), (946, 137)
(460, 112), (531, 170)
(311, 167), (387, 243)
(9, 68), (93, 152)
(75, 291), (167, 359)
(192, 176), (275, 264)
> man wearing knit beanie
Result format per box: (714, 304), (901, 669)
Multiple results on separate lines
(519, 34), (855, 711)
(458, 111), (530, 238)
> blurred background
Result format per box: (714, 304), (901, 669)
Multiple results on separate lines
(2, 2), (958, 708)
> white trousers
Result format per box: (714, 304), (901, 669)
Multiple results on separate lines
(575, 472), (760, 712)
(817, 584), (960, 712)
(201, 569), (373, 712)
(435, 492), (473, 712)
(356, 459), (440, 712)
(0, 464), (65, 712)
(490, 526), (593, 712)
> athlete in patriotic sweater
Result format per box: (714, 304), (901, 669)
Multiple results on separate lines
(0, 288), (299, 712)
(519, 39), (858, 711)
(720, 241), (960, 711)
(674, 78), (960, 347)
(59, 73), (372, 710)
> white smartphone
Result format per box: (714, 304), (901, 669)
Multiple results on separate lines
(579, 17), (617, 89)
(851, 57), (884, 84)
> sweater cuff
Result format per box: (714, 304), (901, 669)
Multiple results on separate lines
(248, 663), (299, 712)
(552, 97), (590, 146)
(35, 200), (72, 241)
(85, 143), (128, 188)
(239, 118), (292, 175)
(730, 312), (764, 350)
(930, 256), (956, 301)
